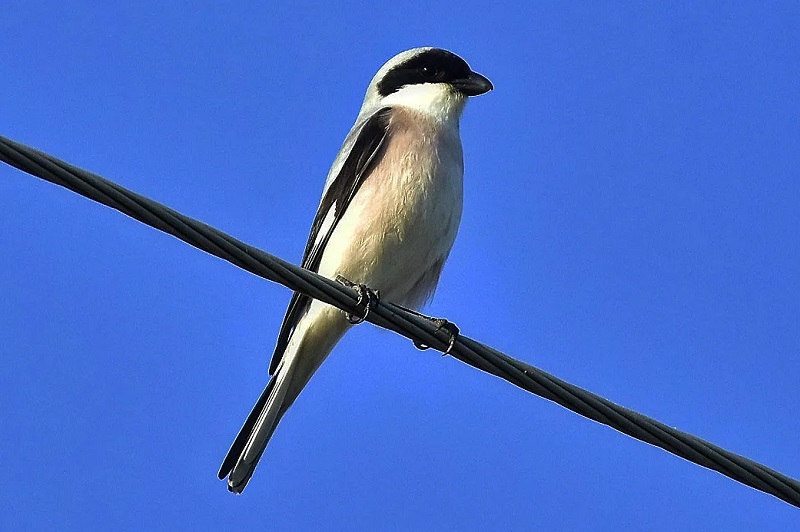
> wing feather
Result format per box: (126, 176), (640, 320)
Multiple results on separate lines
(268, 107), (393, 374)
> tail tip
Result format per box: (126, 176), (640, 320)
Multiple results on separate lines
(227, 481), (245, 495)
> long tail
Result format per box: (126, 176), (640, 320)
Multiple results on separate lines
(218, 302), (349, 493)
(218, 358), (298, 492)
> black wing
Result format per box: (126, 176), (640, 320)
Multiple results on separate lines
(268, 107), (393, 374)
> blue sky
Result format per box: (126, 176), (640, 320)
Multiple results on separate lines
(2, 2), (799, 530)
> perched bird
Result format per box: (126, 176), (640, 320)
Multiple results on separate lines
(218, 47), (492, 493)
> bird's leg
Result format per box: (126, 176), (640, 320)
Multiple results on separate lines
(335, 275), (380, 324)
(399, 306), (460, 355)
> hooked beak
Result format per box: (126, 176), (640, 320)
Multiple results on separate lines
(452, 71), (493, 96)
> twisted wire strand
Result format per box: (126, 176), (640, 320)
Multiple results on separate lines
(2, 134), (798, 508)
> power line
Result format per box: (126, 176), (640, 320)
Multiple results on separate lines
(2, 134), (798, 508)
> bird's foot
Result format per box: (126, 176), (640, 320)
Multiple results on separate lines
(409, 314), (460, 355)
(335, 275), (380, 324)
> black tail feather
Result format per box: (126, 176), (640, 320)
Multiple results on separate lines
(218, 374), (278, 481)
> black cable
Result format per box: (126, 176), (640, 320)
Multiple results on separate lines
(2, 134), (799, 508)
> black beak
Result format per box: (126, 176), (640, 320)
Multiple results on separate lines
(452, 71), (493, 96)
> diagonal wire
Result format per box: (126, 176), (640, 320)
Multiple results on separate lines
(1, 133), (799, 508)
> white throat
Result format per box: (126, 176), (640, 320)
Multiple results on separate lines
(381, 83), (467, 125)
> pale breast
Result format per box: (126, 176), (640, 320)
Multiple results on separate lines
(317, 107), (464, 308)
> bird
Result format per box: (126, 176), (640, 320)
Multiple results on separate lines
(218, 47), (492, 493)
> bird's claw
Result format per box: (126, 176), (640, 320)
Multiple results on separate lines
(335, 275), (380, 324)
(413, 318), (460, 355)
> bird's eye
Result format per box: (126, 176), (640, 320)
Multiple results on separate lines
(419, 65), (439, 79)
